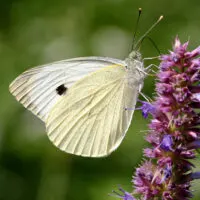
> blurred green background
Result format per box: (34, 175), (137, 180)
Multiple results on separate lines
(1, 0), (200, 199)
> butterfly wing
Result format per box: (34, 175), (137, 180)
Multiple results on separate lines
(46, 64), (141, 157)
(9, 57), (125, 121)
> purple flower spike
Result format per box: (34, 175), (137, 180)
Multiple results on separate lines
(112, 38), (200, 200)
(137, 101), (156, 118)
(131, 38), (200, 200)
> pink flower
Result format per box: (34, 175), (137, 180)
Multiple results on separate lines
(112, 38), (200, 200)
(133, 38), (200, 199)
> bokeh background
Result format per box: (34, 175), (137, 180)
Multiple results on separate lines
(1, 0), (200, 199)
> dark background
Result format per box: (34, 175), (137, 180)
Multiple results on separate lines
(1, 0), (200, 199)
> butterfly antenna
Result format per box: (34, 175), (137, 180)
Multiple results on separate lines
(134, 15), (163, 50)
(141, 36), (161, 55)
(131, 8), (142, 51)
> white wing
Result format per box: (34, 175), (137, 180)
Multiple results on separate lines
(46, 64), (140, 157)
(9, 57), (125, 121)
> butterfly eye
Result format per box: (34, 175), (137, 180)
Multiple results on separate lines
(56, 84), (67, 95)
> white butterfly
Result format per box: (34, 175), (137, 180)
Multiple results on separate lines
(9, 14), (163, 157)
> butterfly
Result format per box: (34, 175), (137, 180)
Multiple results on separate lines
(9, 13), (162, 157)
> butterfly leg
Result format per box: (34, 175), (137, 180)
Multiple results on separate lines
(143, 64), (159, 76)
(139, 92), (152, 102)
(145, 63), (159, 71)
(143, 56), (160, 61)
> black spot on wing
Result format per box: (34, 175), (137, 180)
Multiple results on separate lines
(56, 84), (67, 95)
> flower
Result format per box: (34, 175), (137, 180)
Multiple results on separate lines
(133, 161), (162, 199)
(111, 37), (200, 200)
(160, 134), (174, 151)
(132, 37), (200, 199)
(111, 38), (200, 200)
(137, 101), (156, 118)
(111, 187), (135, 200)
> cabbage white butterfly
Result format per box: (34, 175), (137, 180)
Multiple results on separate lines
(9, 12), (163, 157)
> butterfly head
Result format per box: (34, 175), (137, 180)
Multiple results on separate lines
(128, 50), (142, 62)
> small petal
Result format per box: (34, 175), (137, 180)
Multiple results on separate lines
(188, 58), (200, 74)
(191, 71), (200, 82)
(173, 37), (188, 55)
(112, 188), (136, 200)
(144, 148), (155, 158)
(187, 128), (200, 138)
(149, 119), (167, 133)
(157, 71), (176, 82)
(158, 157), (172, 167)
(185, 46), (200, 58)
(190, 172), (200, 180)
(160, 135), (174, 152)
(162, 164), (172, 182)
(190, 102), (200, 108)
(181, 172), (200, 182)
(122, 192), (135, 200)
(187, 130), (198, 139)
(189, 85), (200, 93)
(156, 83), (173, 95)
(133, 161), (162, 198)
(160, 61), (175, 71)
(144, 148), (161, 158)
(160, 54), (171, 61)
(177, 160), (194, 172)
(163, 191), (173, 200)
(187, 140), (200, 150)
(137, 101), (156, 118)
(155, 96), (174, 112)
(180, 150), (195, 159)
(172, 73), (189, 85)
(173, 37), (181, 50)
(145, 131), (160, 145)
(173, 87), (191, 103)
(191, 93), (200, 102)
